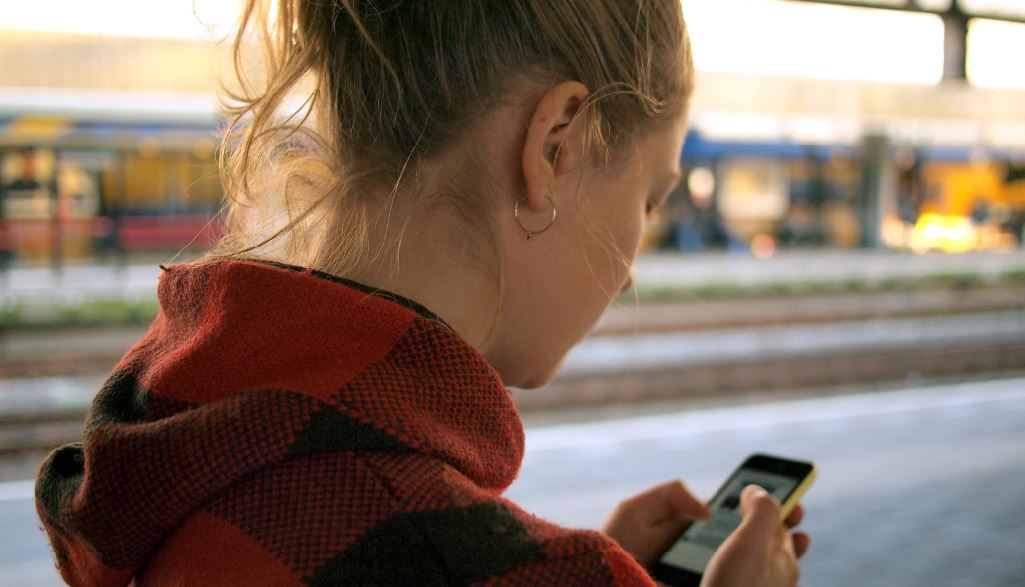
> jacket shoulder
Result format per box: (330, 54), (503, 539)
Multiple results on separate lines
(364, 454), (657, 586)
(140, 451), (654, 586)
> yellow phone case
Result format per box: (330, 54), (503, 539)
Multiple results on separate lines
(778, 465), (817, 521)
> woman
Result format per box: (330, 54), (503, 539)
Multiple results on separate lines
(35, 1), (809, 585)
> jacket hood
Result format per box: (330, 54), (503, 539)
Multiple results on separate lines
(35, 258), (524, 587)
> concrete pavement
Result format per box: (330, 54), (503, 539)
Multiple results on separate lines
(506, 376), (1025, 586)
(2, 376), (1024, 586)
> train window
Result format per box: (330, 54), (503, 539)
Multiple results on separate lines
(56, 151), (114, 219)
(718, 159), (789, 243)
(1, 149), (53, 220)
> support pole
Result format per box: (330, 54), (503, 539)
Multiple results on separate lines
(859, 134), (890, 248)
(942, 1), (969, 83)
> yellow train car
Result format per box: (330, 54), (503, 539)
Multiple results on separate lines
(909, 160), (1025, 252)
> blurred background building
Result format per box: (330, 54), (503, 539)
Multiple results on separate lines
(2, 1), (1024, 586)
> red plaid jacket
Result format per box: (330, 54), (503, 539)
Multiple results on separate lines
(35, 258), (656, 586)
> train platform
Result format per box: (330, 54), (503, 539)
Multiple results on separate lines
(3, 248), (1025, 309)
(3, 375), (1024, 586)
(632, 248), (1025, 290)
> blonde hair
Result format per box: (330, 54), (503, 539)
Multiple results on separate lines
(207, 0), (694, 294)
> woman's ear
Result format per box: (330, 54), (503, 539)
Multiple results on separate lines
(521, 81), (589, 212)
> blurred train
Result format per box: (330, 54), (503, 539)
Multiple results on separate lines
(2, 93), (1024, 265)
(649, 127), (1025, 256)
(0, 92), (223, 265)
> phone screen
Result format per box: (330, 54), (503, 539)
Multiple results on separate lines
(658, 466), (802, 574)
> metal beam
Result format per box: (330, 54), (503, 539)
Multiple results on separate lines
(785, 0), (1025, 25)
(941, 7), (969, 81)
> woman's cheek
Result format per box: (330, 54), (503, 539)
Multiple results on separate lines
(620, 213), (646, 268)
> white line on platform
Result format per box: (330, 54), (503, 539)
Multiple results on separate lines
(0, 480), (34, 502)
(524, 377), (1025, 451)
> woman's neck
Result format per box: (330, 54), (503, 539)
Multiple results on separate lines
(326, 199), (505, 359)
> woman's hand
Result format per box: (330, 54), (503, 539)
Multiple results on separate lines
(601, 479), (712, 568)
(700, 484), (811, 587)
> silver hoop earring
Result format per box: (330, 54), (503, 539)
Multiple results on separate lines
(514, 195), (557, 240)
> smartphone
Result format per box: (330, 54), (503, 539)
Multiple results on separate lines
(650, 453), (816, 587)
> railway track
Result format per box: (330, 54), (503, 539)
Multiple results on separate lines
(5, 285), (1025, 377)
(0, 410), (82, 458)
(515, 339), (1025, 412)
(594, 286), (1025, 334)
(3, 337), (1024, 476)
(2, 288), (1024, 477)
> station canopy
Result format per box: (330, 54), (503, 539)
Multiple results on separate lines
(951, 0), (1025, 18)
(800, 0), (1025, 20)
(681, 0), (1025, 89)
(1, 1), (1024, 91)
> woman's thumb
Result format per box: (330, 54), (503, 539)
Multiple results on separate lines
(736, 484), (781, 542)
